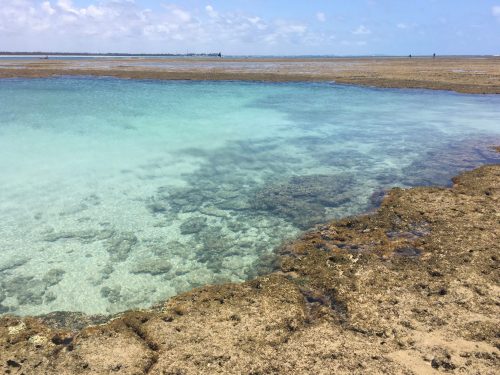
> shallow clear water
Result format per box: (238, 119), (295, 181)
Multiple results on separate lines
(0, 78), (499, 316)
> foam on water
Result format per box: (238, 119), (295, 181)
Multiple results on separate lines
(0, 78), (499, 316)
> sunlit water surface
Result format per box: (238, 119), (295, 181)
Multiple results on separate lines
(1, 78), (499, 316)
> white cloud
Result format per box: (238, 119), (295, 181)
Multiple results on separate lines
(164, 5), (191, 23)
(352, 25), (371, 35)
(81, 5), (104, 18)
(316, 12), (326, 22)
(341, 40), (367, 47)
(493, 5), (500, 18)
(41, 1), (55, 15)
(205, 5), (218, 18)
(57, 0), (78, 15)
(0, 0), (332, 53)
(396, 23), (407, 29)
(275, 21), (306, 34)
(259, 20), (307, 45)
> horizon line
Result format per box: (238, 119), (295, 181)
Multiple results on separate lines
(1, 52), (499, 58)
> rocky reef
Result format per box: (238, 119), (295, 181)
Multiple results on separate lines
(252, 174), (354, 229)
(1, 159), (498, 374)
(0, 269), (65, 313)
(1, 57), (499, 94)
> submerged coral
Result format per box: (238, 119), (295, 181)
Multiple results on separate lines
(0, 268), (66, 312)
(252, 174), (355, 229)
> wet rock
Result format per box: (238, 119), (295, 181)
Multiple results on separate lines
(17, 289), (45, 306)
(194, 228), (237, 268)
(214, 189), (240, 200)
(370, 189), (387, 207)
(461, 320), (498, 343)
(252, 174), (354, 229)
(6, 359), (21, 368)
(196, 228), (227, 248)
(246, 252), (280, 279)
(179, 204), (200, 213)
(205, 258), (224, 273)
(394, 247), (422, 257)
(130, 257), (173, 275)
(146, 201), (168, 214)
(44, 229), (115, 244)
(195, 235), (227, 265)
(401, 138), (500, 187)
(180, 217), (208, 235)
(42, 269), (65, 287)
(1, 274), (57, 308)
(317, 149), (375, 169)
(106, 232), (138, 262)
(216, 198), (251, 211)
(100, 286), (121, 303)
(431, 355), (456, 371)
(164, 241), (189, 256)
(44, 291), (57, 303)
(2, 275), (32, 297)
(0, 257), (29, 273)
(226, 220), (246, 233)
(83, 193), (101, 206)
(195, 248), (216, 265)
(39, 311), (110, 330)
(100, 264), (114, 280)
(199, 206), (230, 218)
(167, 188), (205, 213)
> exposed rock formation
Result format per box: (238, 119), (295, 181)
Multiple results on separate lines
(1, 57), (500, 94)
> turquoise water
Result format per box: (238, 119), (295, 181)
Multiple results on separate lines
(0, 77), (499, 316)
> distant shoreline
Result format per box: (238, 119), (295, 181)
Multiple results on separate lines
(0, 52), (498, 58)
(1, 56), (499, 94)
(0, 52), (223, 57)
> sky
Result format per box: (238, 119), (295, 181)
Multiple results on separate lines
(1, 0), (499, 55)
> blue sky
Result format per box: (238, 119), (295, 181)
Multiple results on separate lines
(1, 0), (499, 55)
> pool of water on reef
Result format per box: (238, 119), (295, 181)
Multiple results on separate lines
(0, 77), (499, 316)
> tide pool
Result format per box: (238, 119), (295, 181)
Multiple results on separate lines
(0, 77), (499, 316)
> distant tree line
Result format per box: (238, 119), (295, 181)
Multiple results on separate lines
(0, 52), (222, 57)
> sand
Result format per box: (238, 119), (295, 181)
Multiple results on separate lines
(1, 56), (500, 94)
